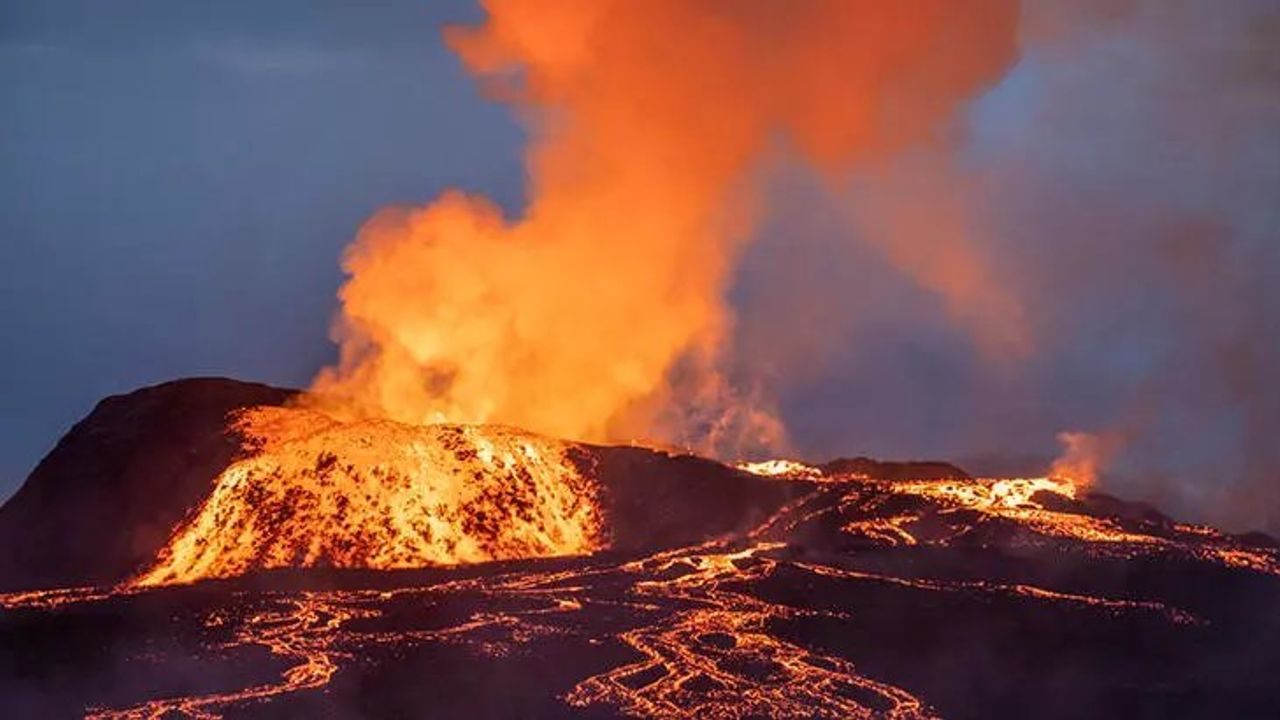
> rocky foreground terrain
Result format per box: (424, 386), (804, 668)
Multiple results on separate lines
(1, 379), (1278, 718)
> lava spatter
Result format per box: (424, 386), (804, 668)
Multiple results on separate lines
(135, 406), (604, 586)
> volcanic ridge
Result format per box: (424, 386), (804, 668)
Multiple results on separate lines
(1, 378), (1278, 719)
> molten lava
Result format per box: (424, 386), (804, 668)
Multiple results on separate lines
(129, 407), (1276, 597)
(4, 437), (1278, 718)
(135, 406), (602, 587)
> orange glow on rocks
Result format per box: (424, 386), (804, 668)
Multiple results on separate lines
(134, 407), (602, 587)
(4, 444), (1277, 717)
(1048, 430), (1115, 490)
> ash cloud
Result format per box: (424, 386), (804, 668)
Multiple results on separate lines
(736, 0), (1280, 533)
(310, 0), (1021, 458)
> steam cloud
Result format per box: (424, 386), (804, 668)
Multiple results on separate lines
(311, 0), (1278, 533)
(310, 0), (1020, 456)
(735, 0), (1279, 532)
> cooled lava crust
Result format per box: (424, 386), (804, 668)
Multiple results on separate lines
(1, 378), (1277, 719)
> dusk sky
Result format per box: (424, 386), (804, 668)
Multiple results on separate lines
(3, 1), (1277, 533)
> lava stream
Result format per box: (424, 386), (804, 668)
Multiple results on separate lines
(3, 452), (1277, 718)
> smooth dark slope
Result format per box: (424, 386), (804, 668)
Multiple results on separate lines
(0, 379), (294, 590)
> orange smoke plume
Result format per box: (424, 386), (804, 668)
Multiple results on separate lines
(135, 407), (602, 586)
(309, 0), (1020, 454)
(1050, 430), (1122, 491)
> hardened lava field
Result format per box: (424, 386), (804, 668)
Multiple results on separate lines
(1, 379), (1278, 719)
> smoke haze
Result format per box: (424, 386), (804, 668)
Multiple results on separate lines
(310, 0), (1021, 456)
(736, 0), (1280, 532)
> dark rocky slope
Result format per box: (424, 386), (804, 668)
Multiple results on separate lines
(0, 379), (294, 590)
(0, 378), (821, 590)
(4, 378), (1277, 719)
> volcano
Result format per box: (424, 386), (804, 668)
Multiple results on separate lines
(2, 379), (1278, 719)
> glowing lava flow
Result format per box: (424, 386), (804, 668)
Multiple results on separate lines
(877, 473), (1280, 574)
(735, 459), (826, 481)
(565, 539), (933, 719)
(86, 593), (373, 720)
(3, 452), (1278, 718)
(135, 407), (603, 586)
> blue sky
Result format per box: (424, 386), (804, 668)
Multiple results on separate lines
(1, 0), (522, 494)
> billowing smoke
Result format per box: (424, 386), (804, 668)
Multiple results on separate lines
(734, 0), (1279, 532)
(310, 0), (1020, 456)
(309, 0), (1276, 533)
(1049, 431), (1122, 490)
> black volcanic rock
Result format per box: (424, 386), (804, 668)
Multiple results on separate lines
(0, 378), (294, 590)
(821, 456), (970, 481)
(0, 377), (800, 590)
(3, 378), (1279, 719)
(582, 447), (799, 552)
